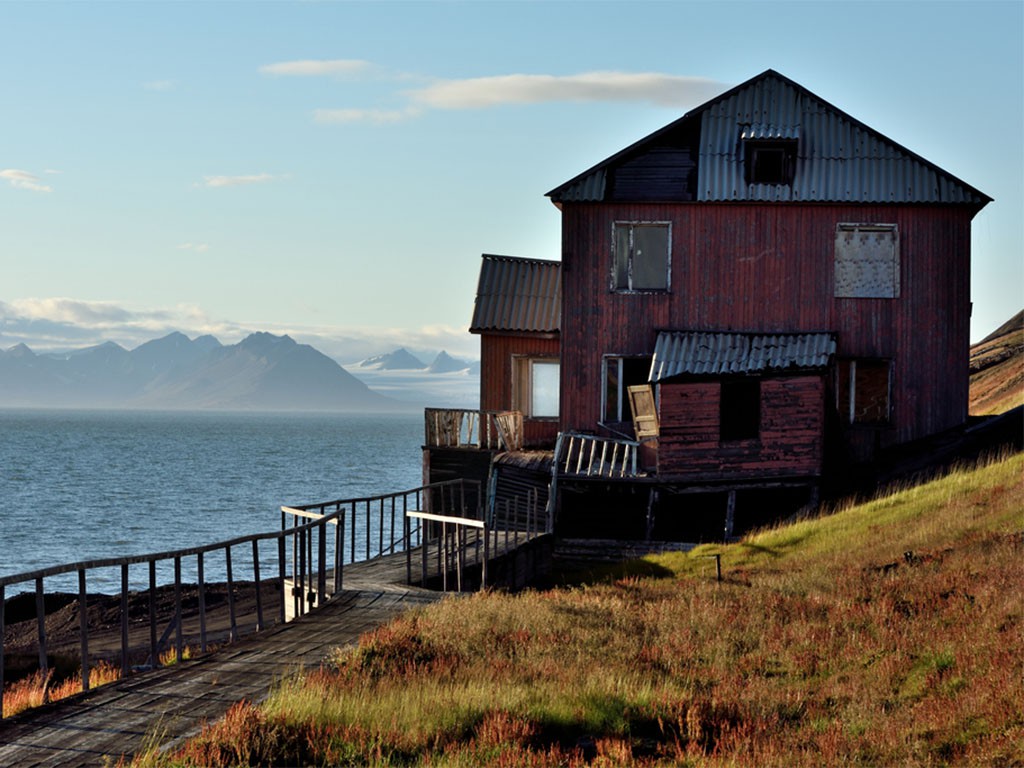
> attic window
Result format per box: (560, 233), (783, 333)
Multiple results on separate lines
(744, 140), (797, 185)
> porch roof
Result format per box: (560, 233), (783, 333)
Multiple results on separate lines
(650, 331), (836, 381)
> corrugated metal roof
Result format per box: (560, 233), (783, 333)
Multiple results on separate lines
(470, 254), (561, 333)
(547, 70), (991, 207)
(650, 331), (836, 381)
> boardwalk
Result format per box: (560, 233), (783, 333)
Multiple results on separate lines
(0, 556), (444, 767)
(0, 529), (549, 767)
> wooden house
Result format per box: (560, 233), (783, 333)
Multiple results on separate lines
(425, 69), (991, 541)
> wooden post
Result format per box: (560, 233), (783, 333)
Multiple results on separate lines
(225, 546), (237, 642)
(120, 565), (129, 678)
(79, 569), (90, 692)
(335, 506), (344, 596)
(405, 495), (412, 586)
(148, 561), (158, 666)
(317, 520), (327, 606)
(277, 536), (287, 625)
(197, 552), (207, 653)
(173, 557), (184, 663)
(297, 526), (306, 618)
(724, 490), (737, 541)
(35, 577), (48, 681)
(252, 539), (264, 631)
(482, 524), (489, 590)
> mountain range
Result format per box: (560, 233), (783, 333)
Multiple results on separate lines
(356, 347), (480, 375)
(0, 332), (407, 412)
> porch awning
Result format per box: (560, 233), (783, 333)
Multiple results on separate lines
(650, 331), (836, 382)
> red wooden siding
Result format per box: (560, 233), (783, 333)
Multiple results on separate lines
(479, 332), (560, 447)
(559, 203), (974, 450)
(658, 376), (825, 479)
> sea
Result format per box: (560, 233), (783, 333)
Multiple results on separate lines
(0, 408), (425, 595)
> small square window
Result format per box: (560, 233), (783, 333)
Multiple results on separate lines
(612, 222), (670, 292)
(721, 379), (760, 441)
(744, 140), (796, 185)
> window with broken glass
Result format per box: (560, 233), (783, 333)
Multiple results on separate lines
(612, 222), (670, 292)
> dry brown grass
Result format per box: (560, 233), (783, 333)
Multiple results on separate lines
(136, 453), (1024, 767)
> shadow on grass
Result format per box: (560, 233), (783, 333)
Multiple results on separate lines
(549, 558), (677, 588)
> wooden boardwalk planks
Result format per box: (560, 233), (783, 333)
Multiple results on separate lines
(0, 569), (443, 767)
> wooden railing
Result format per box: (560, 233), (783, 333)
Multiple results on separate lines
(280, 479), (479, 617)
(0, 479), (477, 720)
(553, 432), (643, 478)
(424, 408), (523, 451)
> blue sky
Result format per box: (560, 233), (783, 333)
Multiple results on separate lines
(1, 0), (1021, 363)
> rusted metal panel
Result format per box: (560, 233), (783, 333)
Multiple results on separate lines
(470, 254), (561, 333)
(650, 331), (836, 381)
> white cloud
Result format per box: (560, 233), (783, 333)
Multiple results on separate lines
(313, 107), (422, 125)
(409, 72), (726, 109)
(144, 79), (176, 91)
(260, 59), (370, 77)
(177, 242), (210, 253)
(199, 173), (278, 188)
(0, 169), (53, 193)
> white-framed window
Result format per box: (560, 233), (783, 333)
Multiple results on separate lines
(602, 355), (653, 422)
(837, 359), (892, 425)
(612, 222), (670, 292)
(512, 357), (559, 418)
(835, 223), (900, 298)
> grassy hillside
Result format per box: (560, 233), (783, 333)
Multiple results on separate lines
(970, 309), (1023, 415)
(138, 453), (1023, 767)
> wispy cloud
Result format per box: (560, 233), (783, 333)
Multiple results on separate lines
(305, 67), (726, 125)
(313, 107), (423, 125)
(260, 59), (371, 77)
(199, 173), (279, 188)
(409, 72), (726, 109)
(0, 169), (53, 193)
(144, 79), (177, 91)
(177, 242), (210, 253)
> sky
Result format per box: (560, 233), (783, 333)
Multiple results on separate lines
(1, 0), (1021, 364)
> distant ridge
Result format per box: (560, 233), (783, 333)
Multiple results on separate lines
(357, 348), (427, 371)
(0, 332), (404, 412)
(970, 309), (1024, 416)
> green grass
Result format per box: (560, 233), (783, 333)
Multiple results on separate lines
(135, 452), (1024, 767)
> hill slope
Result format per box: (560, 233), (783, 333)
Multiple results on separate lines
(970, 309), (1024, 415)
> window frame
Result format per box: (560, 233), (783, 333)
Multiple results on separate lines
(601, 355), (654, 423)
(512, 356), (560, 420)
(611, 221), (671, 293)
(836, 358), (893, 426)
(743, 139), (797, 186)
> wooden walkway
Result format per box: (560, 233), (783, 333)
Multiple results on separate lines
(0, 560), (444, 767)
(0, 530), (548, 767)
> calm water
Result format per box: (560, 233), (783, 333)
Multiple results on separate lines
(0, 409), (424, 593)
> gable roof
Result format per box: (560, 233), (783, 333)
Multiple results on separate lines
(650, 331), (837, 381)
(548, 69), (991, 208)
(470, 254), (561, 334)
